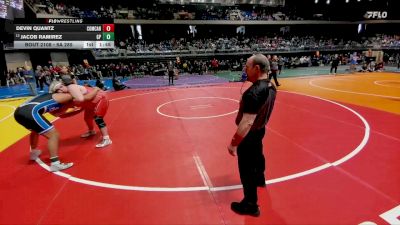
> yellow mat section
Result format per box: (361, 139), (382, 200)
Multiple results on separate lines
(0, 97), (56, 152)
(278, 72), (400, 115)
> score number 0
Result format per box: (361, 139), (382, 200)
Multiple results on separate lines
(103, 24), (114, 32)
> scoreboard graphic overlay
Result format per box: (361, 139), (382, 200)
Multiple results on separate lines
(13, 19), (115, 49)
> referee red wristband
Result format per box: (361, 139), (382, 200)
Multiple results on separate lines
(231, 133), (244, 147)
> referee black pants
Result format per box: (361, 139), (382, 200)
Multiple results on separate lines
(237, 128), (266, 204)
(168, 71), (174, 85)
(330, 65), (338, 73)
(268, 71), (280, 86)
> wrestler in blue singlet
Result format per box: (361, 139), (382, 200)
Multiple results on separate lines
(14, 93), (64, 134)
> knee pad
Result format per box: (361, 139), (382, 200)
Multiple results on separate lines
(94, 116), (106, 129)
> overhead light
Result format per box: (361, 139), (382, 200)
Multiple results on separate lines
(315, 0), (319, 3)
(346, 0), (349, 3)
(326, 0), (330, 4)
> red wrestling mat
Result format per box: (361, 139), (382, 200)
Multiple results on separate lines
(1, 83), (399, 225)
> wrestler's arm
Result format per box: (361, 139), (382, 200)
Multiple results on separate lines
(57, 107), (83, 118)
(52, 93), (73, 103)
(49, 93), (77, 117)
(56, 88), (100, 117)
(56, 87), (99, 116)
(50, 106), (83, 118)
(83, 87), (100, 101)
(67, 84), (85, 102)
(67, 84), (100, 102)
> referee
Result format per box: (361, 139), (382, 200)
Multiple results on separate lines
(228, 54), (277, 216)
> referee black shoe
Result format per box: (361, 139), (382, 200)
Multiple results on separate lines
(231, 201), (260, 217)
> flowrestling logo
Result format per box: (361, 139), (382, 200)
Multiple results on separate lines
(364, 11), (388, 19)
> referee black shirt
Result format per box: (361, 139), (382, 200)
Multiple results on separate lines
(235, 79), (277, 131)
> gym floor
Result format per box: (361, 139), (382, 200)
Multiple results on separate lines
(0, 72), (399, 225)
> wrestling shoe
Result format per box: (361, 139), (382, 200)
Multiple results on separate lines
(96, 139), (112, 148)
(50, 162), (74, 172)
(30, 149), (42, 161)
(81, 130), (96, 138)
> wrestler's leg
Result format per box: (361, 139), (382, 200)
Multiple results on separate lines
(81, 109), (96, 138)
(29, 132), (42, 160)
(94, 97), (111, 148)
(94, 116), (112, 148)
(41, 128), (73, 172)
